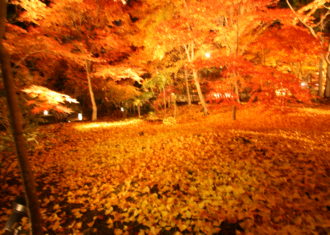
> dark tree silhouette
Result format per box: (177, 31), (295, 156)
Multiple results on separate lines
(0, 0), (43, 234)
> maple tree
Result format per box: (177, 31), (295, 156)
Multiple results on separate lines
(188, 0), (323, 106)
(285, 0), (330, 97)
(22, 85), (79, 114)
(5, 0), (143, 121)
(248, 25), (321, 68)
(136, 0), (214, 114)
(136, 0), (315, 112)
(3, 0), (325, 120)
(245, 25), (321, 102)
(38, 0), (131, 121)
(203, 0), (309, 105)
(122, 1), (190, 113)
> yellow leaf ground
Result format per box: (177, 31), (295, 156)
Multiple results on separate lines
(1, 104), (329, 234)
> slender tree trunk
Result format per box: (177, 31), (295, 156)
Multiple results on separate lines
(192, 69), (208, 115)
(0, 1), (43, 234)
(318, 57), (325, 97)
(85, 60), (97, 121)
(181, 0), (207, 114)
(234, 79), (240, 103)
(173, 101), (177, 118)
(232, 105), (237, 120)
(234, 6), (241, 105)
(184, 43), (208, 115)
(137, 105), (141, 118)
(184, 67), (192, 105)
(325, 62), (330, 98)
(163, 87), (166, 111)
(171, 93), (177, 118)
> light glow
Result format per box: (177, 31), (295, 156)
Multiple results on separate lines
(205, 52), (211, 58)
(275, 88), (289, 96)
(78, 113), (83, 121)
(300, 81), (308, 87)
(224, 93), (232, 98)
(213, 93), (233, 98)
(74, 119), (141, 131)
(23, 85), (79, 104)
(43, 110), (49, 115)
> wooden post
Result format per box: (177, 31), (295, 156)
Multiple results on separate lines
(232, 105), (237, 120)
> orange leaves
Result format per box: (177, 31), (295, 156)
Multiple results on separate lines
(22, 85), (78, 114)
(1, 106), (329, 233)
(252, 25), (322, 61)
(14, 0), (48, 23)
(94, 66), (144, 83)
(23, 85), (78, 104)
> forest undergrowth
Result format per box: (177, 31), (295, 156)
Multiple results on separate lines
(0, 105), (329, 234)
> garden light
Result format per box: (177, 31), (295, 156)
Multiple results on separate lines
(4, 196), (26, 233)
(300, 81), (308, 87)
(78, 113), (83, 121)
(275, 88), (288, 96)
(224, 93), (232, 98)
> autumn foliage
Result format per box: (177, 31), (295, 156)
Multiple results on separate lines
(22, 85), (79, 114)
(2, 0), (328, 116)
(1, 0), (330, 234)
(1, 105), (330, 234)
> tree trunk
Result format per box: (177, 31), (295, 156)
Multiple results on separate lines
(184, 67), (192, 105)
(137, 105), (141, 118)
(234, 79), (241, 103)
(171, 93), (177, 118)
(184, 43), (208, 115)
(232, 105), (237, 120)
(0, 1), (43, 234)
(163, 87), (166, 111)
(86, 60), (97, 121)
(325, 62), (330, 98)
(192, 69), (208, 115)
(318, 57), (325, 97)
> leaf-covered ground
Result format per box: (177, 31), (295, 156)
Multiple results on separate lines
(1, 105), (330, 234)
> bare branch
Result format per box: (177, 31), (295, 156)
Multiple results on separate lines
(297, 0), (329, 14)
(183, 44), (191, 61)
(285, 0), (318, 38)
(314, 11), (330, 28)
